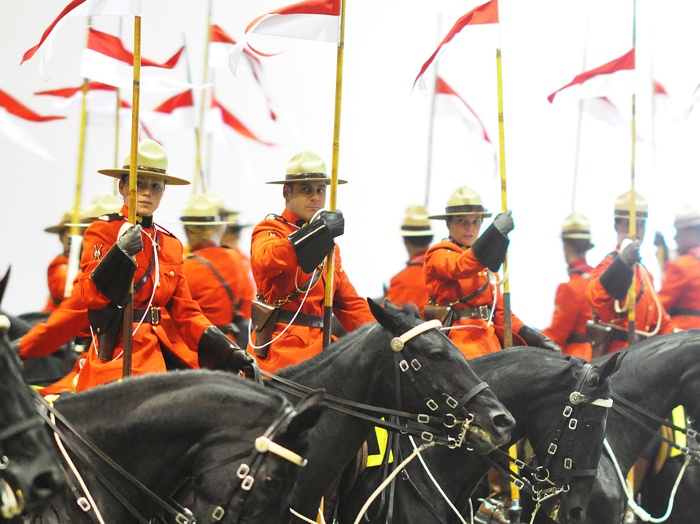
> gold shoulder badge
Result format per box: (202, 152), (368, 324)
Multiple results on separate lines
(265, 213), (277, 220)
(93, 243), (103, 261)
(98, 214), (110, 221)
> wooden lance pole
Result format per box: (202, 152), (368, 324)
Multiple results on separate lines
(495, 48), (512, 350)
(123, 15), (142, 378)
(322, 0), (347, 349)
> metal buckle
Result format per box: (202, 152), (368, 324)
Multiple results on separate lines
(568, 418), (578, 430)
(149, 307), (161, 325)
(445, 395), (458, 409)
(399, 360), (409, 372)
(421, 431), (434, 442)
(548, 443), (558, 455)
(564, 458), (573, 469)
(77, 497), (91, 512)
(237, 463), (250, 479)
(411, 359), (421, 371)
(241, 475), (255, 491)
(426, 399), (438, 412)
(211, 506), (225, 521)
(417, 414), (430, 424)
(562, 406), (573, 417)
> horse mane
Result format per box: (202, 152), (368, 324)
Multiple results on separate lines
(277, 321), (383, 378)
(55, 369), (281, 413)
(277, 302), (423, 378)
(609, 331), (700, 390)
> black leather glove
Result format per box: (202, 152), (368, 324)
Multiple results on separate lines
(518, 325), (562, 352)
(116, 224), (143, 256)
(198, 326), (255, 375)
(319, 209), (345, 238)
(492, 211), (514, 235)
(619, 239), (641, 267)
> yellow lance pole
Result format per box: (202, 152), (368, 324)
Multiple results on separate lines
(495, 48), (512, 350)
(626, 0), (638, 346)
(123, 15), (142, 378)
(322, 0), (347, 349)
(65, 18), (94, 299)
(64, 78), (89, 299)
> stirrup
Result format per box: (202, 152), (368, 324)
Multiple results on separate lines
(474, 497), (511, 524)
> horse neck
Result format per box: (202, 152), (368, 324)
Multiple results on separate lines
(279, 325), (395, 407)
(472, 349), (573, 440)
(606, 335), (700, 467)
(55, 375), (278, 488)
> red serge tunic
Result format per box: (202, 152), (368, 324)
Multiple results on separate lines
(385, 249), (430, 317)
(42, 253), (68, 312)
(75, 206), (207, 391)
(424, 239), (526, 360)
(183, 242), (255, 343)
(658, 248), (700, 330)
(248, 209), (374, 373)
(587, 250), (676, 353)
(542, 259), (594, 360)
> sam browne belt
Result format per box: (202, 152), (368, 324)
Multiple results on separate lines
(132, 306), (161, 325)
(451, 304), (491, 321)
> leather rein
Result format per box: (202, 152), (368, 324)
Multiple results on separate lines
(261, 319), (488, 449)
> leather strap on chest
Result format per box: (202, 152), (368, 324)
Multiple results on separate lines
(430, 279), (489, 307)
(134, 231), (158, 293)
(190, 254), (240, 322)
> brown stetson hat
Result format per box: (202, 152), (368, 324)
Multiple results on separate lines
(266, 151), (347, 185)
(98, 139), (190, 186)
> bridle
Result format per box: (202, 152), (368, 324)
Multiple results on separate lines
(32, 390), (308, 524)
(263, 319), (489, 449)
(197, 400), (308, 523)
(485, 362), (613, 512)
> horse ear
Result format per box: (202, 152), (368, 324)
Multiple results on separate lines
(367, 297), (398, 331)
(595, 350), (626, 380)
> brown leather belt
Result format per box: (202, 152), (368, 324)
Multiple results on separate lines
(452, 304), (491, 321)
(132, 306), (161, 325)
(566, 333), (590, 344)
(276, 309), (324, 328)
(669, 308), (700, 317)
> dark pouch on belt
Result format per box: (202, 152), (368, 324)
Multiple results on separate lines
(250, 300), (280, 359)
(423, 305), (453, 325)
(586, 320), (614, 358)
(88, 304), (124, 362)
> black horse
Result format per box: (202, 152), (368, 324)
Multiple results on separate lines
(0, 265), (65, 518)
(574, 332), (700, 524)
(273, 299), (516, 523)
(22, 371), (324, 524)
(336, 347), (622, 524)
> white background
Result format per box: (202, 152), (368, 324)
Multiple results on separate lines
(3, 0), (700, 331)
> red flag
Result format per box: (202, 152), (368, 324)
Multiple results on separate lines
(80, 28), (204, 92)
(229, 0), (340, 74)
(0, 88), (65, 160)
(140, 90), (195, 137)
(0, 89), (65, 122)
(206, 94), (276, 147)
(547, 49), (636, 103)
(36, 82), (132, 125)
(435, 77), (492, 143)
(21, 0), (142, 73)
(414, 0), (499, 91)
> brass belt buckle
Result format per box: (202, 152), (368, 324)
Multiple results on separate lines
(149, 307), (161, 325)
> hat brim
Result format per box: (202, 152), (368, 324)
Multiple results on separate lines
(400, 228), (436, 237)
(675, 219), (700, 229)
(266, 177), (348, 185)
(98, 168), (190, 186)
(44, 225), (68, 234)
(428, 212), (493, 220)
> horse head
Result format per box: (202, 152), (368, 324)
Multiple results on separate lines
(0, 313), (64, 517)
(368, 298), (515, 454)
(529, 351), (624, 523)
(190, 389), (325, 524)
